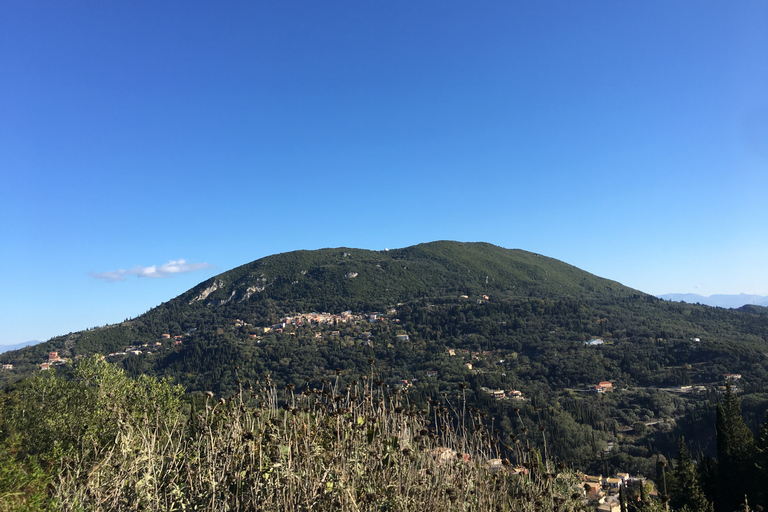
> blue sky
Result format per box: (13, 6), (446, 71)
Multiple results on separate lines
(1, 1), (767, 345)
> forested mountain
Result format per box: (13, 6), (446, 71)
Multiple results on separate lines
(2, 240), (648, 379)
(174, 240), (643, 312)
(2, 241), (768, 510)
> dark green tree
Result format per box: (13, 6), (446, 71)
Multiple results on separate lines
(715, 383), (754, 512)
(670, 437), (713, 512)
(696, 455), (718, 509)
(753, 412), (768, 510)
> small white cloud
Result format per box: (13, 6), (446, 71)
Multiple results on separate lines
(91, 259), (214, 282)
(134, 259), (214, 278)
(131, 265), (160, 278)
(90, 269), (129, 282)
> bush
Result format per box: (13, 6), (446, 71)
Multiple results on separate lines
(5, 356), (184, 460)
(0, 441), (54, 512)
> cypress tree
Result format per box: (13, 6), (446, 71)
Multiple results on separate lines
(671, 437), (713, 512)
(696, 455), (718, 508)
(753, 412), (768, 511)
(715, 382), (754, 512)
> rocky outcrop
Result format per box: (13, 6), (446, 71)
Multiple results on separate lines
(190, 280), (223, 304)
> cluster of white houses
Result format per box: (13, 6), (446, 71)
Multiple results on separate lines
(258, 311), (398, 334)
(1, 352), (68, 371)
(583, 472), (656, 512)
(248, 310), (409, 343)
(482, 461), (654, 510)
(273, 310), (399, 329)
(39, 351), (67, 370)
(481, 387), (527, 401)
(1, 331), (197, 371)
(106, 341), (165, 358)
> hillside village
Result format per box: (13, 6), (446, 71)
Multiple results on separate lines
(1, 302), (743, 403)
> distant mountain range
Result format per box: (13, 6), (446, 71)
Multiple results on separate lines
(0, 340), (42, 355)
(657, 293), (768, 309)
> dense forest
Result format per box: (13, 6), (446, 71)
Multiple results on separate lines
(2, 242), (767, 510)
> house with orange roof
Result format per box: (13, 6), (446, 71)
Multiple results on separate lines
(595, 381), (613, 393)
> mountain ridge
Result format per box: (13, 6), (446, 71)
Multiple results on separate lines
(0, 340), (42, 355)
(174, 241), (647, 313)
(658, 292), (768, 309)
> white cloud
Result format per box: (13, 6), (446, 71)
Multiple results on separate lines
(134, 259), (214, 278)
(91, 259), (214, 282)
(89, 269), (128, 282)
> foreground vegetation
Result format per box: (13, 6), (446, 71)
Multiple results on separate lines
(1, 357), (588, 511)
(2, 360), (767, 511)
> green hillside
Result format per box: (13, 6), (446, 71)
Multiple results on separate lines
(2, 241), (768, 507)
(1, 241), (647, 374)
(176, 241), (643, 312)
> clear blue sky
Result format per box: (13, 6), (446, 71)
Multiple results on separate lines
(1, 1), (767, 345)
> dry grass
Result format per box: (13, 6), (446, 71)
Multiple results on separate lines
(46, 372), (584, 511)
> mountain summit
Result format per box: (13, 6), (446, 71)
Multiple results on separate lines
(177, 241), (644, 313)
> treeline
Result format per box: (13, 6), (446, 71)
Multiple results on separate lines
(656, 383), (768, 512)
